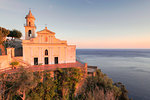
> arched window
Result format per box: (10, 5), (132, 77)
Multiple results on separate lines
(45, 49), (48, 55)
(29, 22), (31, 26)
(28, 30), (31, 37)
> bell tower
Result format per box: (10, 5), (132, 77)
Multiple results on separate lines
(24, 10), (36, 40)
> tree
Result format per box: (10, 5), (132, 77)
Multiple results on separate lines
(0, 27), (9, 40)
(114, 82), (130, 100)
(28, 68), (83, 100)
(1, 67), (38, 100)
(15, 67), (38, 100)
(7, 29), (22, 39)
(76, 69), (123, 100)
(0, 27), (10, 55)
(10, 61), (19, 69)
(55, 68), (83, 99)
(28, 71), (57, 100)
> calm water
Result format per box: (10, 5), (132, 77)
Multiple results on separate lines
(76, 49), (150, 100)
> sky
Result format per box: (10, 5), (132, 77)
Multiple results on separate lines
(0, 0), (150, 49)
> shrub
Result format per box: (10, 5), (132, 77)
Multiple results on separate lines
(10, 61), (19, 69)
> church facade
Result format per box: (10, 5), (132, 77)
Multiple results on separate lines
(0, 10), (96, 79)
(22, 10), (76, 65)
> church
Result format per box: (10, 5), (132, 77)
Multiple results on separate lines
(0, 10), (97, 77)
(0, 10), (79, 71)
(23, 10), (76, 66)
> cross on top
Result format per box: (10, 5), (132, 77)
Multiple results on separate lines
(45, 24), (47, 29)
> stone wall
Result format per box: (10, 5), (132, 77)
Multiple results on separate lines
(0, 55), (10, 70)
(0, 48), (14, 71)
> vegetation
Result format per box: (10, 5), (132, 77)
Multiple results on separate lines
(7, 29), (22, 39)
(76, 69), (131, 100)
(0, 27), (22, 55)
(0, 27), (10, 42)
(0, 27), (10, 55)
(10, 61), (19, 69)
(0, 67), (83, 100)
(0, 67), (130, 100)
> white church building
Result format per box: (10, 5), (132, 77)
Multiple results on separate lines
(22, 10), (76, 65)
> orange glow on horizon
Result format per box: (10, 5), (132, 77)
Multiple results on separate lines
(74, 41), (150, 49)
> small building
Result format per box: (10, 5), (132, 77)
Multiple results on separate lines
(23, 10), (76, 65)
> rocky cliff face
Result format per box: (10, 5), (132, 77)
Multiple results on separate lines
(76, 69), (130, 100)
(105, 91), (115, 100)
(86, 88), (115, 100)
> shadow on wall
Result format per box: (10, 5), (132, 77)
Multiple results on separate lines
(0, 47), (22, 56)
(15, 47), (23, 57)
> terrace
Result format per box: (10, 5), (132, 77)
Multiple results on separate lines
(0, 61), (86, 74)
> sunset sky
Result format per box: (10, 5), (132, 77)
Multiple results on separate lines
(0, 0), (150, 49)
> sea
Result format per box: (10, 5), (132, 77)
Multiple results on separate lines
(76, 49), (150, 100)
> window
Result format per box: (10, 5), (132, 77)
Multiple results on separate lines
(29, 22), (31, 26)
(34, 58), (38, 65)
(45, 49), (48, 55)
(45, 57), (49, 65)
(54, 57), (58, 64)
(28, 30), (31, 37)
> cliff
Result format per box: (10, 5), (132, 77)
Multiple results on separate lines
(76, 69), (131, 100)
(0, 67), (130, 100)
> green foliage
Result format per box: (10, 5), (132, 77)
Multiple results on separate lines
(7, 29), (22, 39)
(0, 67), (39, 100)
(10, 61), (19, 69)
(10, 61), (19, 66)
(28, 72), (56, 100)
(0, 68), (130, 100)
(76, 69), (130, 100)
(0, 27), (9, 55)
(0, 27), (10, 43)
(0, 68), (82, 100)
(114, 82), (130, 100)
(55, 68), (82, 99)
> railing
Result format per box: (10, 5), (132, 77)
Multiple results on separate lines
(76, 56), (85, 65)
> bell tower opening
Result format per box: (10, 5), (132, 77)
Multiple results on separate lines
(28, 30), (32, 37)
(29, 22), (31, 26)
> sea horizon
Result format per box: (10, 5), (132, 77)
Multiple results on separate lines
(77, 49), (150, 100)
